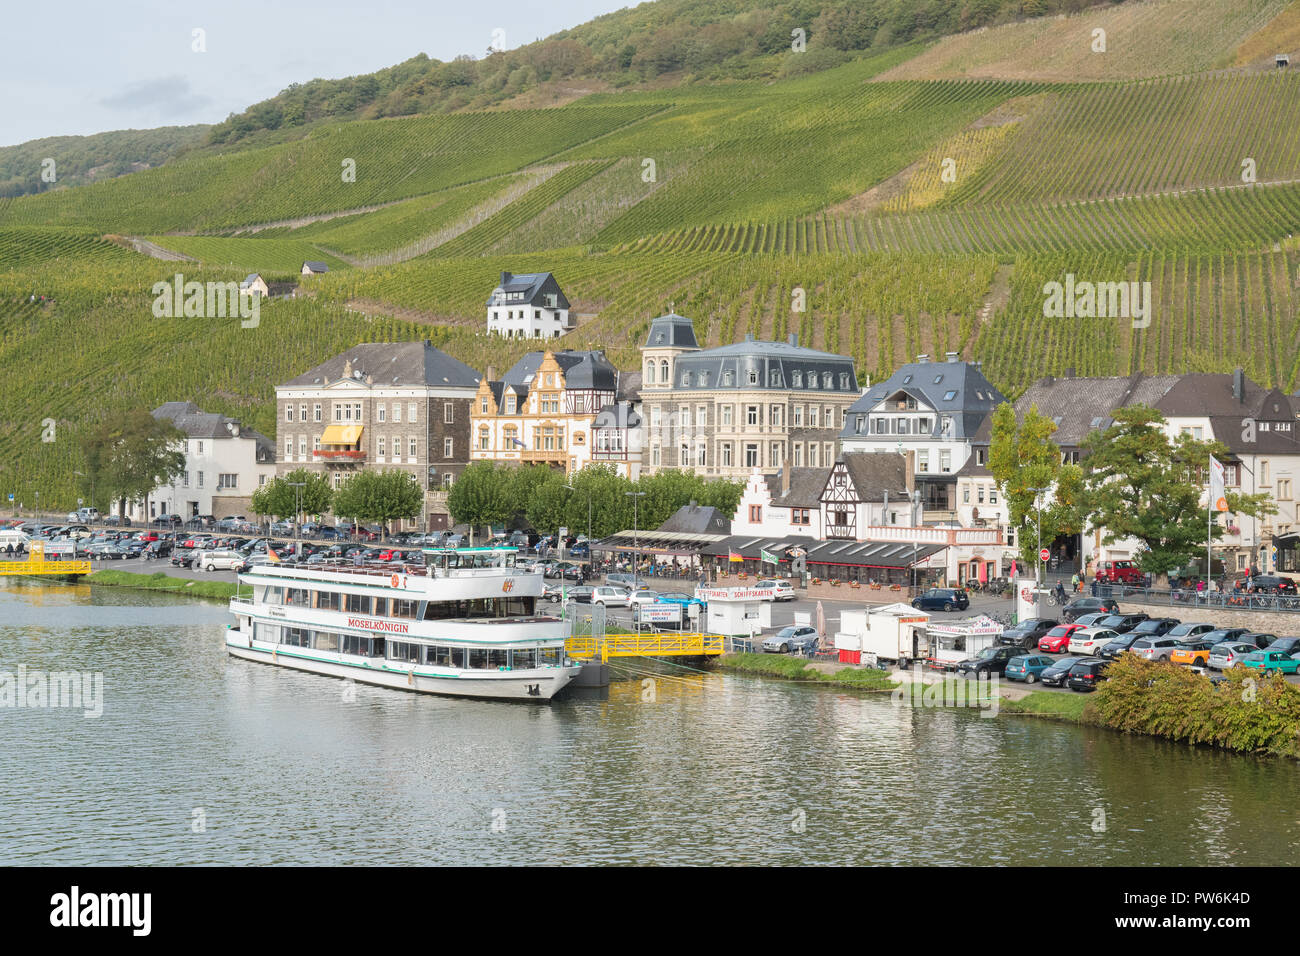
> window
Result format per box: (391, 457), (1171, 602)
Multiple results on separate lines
(1278, 479), (1292, 500)
(855, 415), (865, 434)
(792, 508), (810, 526)
(378, 438), (386, 457)
(747, 368), (758, 385)
(182, 471), (189, 488)
(393, 403), (401, 423)
(652, 445), (661, 466)
(745, 444), (758, 468)
(409, 403), (418, 423)
(769, 369), (781, 387)
(749, 505), (762, 523)
(378, 405), (386, 422)
(1261, 461), (1270, 484)
(839, 373), (849, 390)
(793, 372), (803, 387)
(822, 373), (832, 389)
(197, 471), (204, 488)
(963, 486), (970, 504)
(793, 444), (802, 467)
(299, 404), (307, 422)
(721, 405), (733, 427)
(977, 486), (985, 504)
(989, 486), (998, 505)
(284, 439), (292, 459)
(660, 360), (669, 383)
(747, 405), (759, 426)
(793, 405), (804, 427)
(196, 440), (204, 455)
(940, 449), (952, 473)
(313, 403), (322, 422)
(722, 443), (733, 467)
(646, 361), (654, 382)
(770, 443), (782, 467)
(259, 475), (267, 486)
(697, 442), (706, 467)
(478, 428), (490, 451)
(809, 443), (819, 467)
(700, 371), (709, 386)
(651, 406), (662, 428)
(723, 369), (734, 386)
(505, 395), (516, 414)
(771, 405), (784, 427)
(918, 450), (929, 473)
(298, 438), (307, 458)
(696, 405), (707, 428)
(810, 406), (820, 428)
(409, 438), (417, 457)
(680, 443), (691, 466)
(480, 397), (489, 414)
(333, 404), (342, 422)
(285, 405), (294, 422)
(444, 437), (454, 458)
(682, 371), (692, 386)
(943, 390), (957, 401)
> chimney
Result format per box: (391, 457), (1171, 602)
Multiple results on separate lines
(486, 365), (496, 381)
(946, 351), (959, 363)
(916, 353), (930, 363)
(1064, 367), (1075, 378)
(1044, 374), (1055, 387)
(788, 333), (798, 347)
(1233, 368), (1245, 402)
(500, 271), (511, 285)
(904, 451), (915, 494)
(781, 467), (791, 497)
(689, 499), (697, 509)
(745, 333), (755, 342)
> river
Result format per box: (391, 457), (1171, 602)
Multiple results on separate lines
(1, 580), (1296, 865)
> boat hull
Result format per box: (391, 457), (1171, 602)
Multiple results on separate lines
(226, 631), (578, 701)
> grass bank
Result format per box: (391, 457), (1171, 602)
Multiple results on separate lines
(1001, 691), (1092, 723)
(717, 653), (896, 691)
(87, 569), (237, 601)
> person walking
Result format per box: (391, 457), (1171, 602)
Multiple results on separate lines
(1071, 572), (1080, 593)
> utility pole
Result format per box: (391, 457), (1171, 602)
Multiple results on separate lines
(1029, 485), (1049, 589)
(287, 481), (306, 555)
(626, 490), (646, 592)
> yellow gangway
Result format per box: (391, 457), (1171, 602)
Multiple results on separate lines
(0, 541), (92, 577)
(565, 632), (724, 662)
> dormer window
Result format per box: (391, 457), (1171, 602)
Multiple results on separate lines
(822, 372), (832, 389)
(699, 371), (709, 386)
(659, 360), (669, 383)
(682, 371), (692, 386)
(747, 368), (758, 385)
(839, 373), (849, 389)
(793, 371), (803, 387)
(723, 369), (734, 386)
(769, 370), (781, 386)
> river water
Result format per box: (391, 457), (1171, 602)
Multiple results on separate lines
(1, 580), (1296, 866)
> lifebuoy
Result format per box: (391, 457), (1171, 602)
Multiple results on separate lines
(391, 573), (400, 588)
(1020, 587), (1031, 602)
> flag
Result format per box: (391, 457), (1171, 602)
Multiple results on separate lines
(511, 438), (527, 448)
(266, 546), (281, 563)
(760, 549), (779, 564)
(1209, 456), (1229, 512)
(728, 550), (743, 562)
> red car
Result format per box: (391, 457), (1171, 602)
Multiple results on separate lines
(1038, 623), (1084, 653)
(1093, 560), (1143, 584)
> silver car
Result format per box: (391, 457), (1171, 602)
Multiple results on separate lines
(1206, 642), (1259, 671)
(762, 625), (819, 654)
(1130, 636), (1179, 661)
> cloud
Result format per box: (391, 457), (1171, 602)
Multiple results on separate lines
(99, 75), (213, 119)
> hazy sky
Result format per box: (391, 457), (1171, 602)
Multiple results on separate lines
(4, 0), (636, 146)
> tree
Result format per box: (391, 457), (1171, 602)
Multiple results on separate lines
(988, 402), (1085, 573)
(250, 469), (333, 521)
(446, 462), (512, 543)
(1081, 406), (1274, 586)
(526, 473), (570, 534)
(332, 469), (424, 535)
(82, 409), (186, 518)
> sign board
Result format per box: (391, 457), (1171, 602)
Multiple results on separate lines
(7, 494), (13, 502)
(697, 586), (775, 602)
(635, 603), (682, 625)
(558, 527), (567, 538)
(1039, 548), (1050, 562)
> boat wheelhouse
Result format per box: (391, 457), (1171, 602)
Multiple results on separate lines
(227, 548), (578, 701)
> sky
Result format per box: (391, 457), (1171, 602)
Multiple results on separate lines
(3, 0), (636, 146)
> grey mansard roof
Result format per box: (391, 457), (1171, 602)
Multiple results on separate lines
(500, 350), (618, 391)
(279, 341), (482, 389)
(643, 313), (700, 350)
(841, 359), (1005, 441)
(669, 335), (857, 393)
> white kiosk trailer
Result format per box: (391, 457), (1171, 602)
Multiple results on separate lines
(926, 614), (1005, 671)
(697, 584), (773, 647)
(834, 603), (931, 668)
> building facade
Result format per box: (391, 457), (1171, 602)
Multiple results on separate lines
(275, 341), (480, 530)
(486, 271), (572, 340)
(470, 349), (642, 478)
(639, 314), (860, 480)
(132, 402), (277, 522)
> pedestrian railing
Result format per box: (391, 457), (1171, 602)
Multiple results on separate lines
(1080, 585), (1300, 613)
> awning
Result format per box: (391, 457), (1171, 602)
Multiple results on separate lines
(321, 424), (363, 445)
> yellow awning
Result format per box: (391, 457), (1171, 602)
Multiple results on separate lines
(320, 424), (363, 445)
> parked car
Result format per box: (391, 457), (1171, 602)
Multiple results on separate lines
(1263, 637), (1300, 658)
(195, 549), (244, 571)
(590, 586), (631, 608)
(142, 540), (174, 559)
(1127, 618), (1180, 639)
(1038, 623), (1084, 653)
(756, 579), (797, 602)
(562, 586), (596, 604)
(626, 590), (659, 608)
(1165, 622), (1215, 640)
(1005, 654), (1055, 684)
(655, 591), (706, 609)
(1206, 641), (1263, 671)
(1239, 632), (1279, 650)
(1067, 627), (1119, 656)
(911, 587), (969, 612)
(1098, 633), (1145, 660)
(1093, 560), (1144, 585)
(1040, 656), (1084, 687)
(1067, 658), (1110, 692)
(997, 618), (1058, 649)
(102, 515), (131, 526)
(605, 572), (637, 589)
(1069, 612), (1112, 629)
(954, 645), (1020, 677)
(1247, 574), (1298, 594)
(1198, 628), (1254, 659)
(1240, 650), (1300, 676)
(1169, 637), (1225, 668)
(1094, 612), (1150, 634)
(1129, 635), (1181, 661)
(1061, 597), (1120, 622)
(762, 625), (820, 655)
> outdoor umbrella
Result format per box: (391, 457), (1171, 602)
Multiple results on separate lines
(816, 600), (827, 653)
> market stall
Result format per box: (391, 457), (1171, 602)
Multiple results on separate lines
(834, 603), (931, 667)
(925, 614), (1005, 670)
(696, 584), (773, 639)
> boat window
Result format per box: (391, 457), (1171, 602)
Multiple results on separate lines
(388, 641), (420, 663)
(372, 597), (388, 617)
(468, 648), (490, 669)
(512, 648), (536, 669)
(488, 649), (510, 669)
(392, 599), (418, 619)
(282, 626), (311, 648)
(345, 593), (372, 614)
(316, 591), (341, 611)
(264, 586), (284, 605)
(285, 587), (311, 607)
(538, 647), (562, 667)
(312, 630), (339, 652)
(425, 645), (464, 668)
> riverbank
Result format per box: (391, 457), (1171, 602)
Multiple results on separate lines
(716, 652), (897, 690)
(86, 569), (237, 601)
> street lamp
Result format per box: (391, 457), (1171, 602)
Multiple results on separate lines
(287, 482), (306, 552)
(625, 490), (647, 591)
(1029, 485), (1050, 588)
(886, 488), (920, 593)
(563, 483), (592, 557)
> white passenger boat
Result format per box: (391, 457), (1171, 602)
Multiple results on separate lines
(226, 547), (580, 701)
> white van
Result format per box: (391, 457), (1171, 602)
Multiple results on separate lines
(0, 529), (30, 554)
(195, 549), (243, 571)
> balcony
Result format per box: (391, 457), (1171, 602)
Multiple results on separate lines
(520, 447), (566, 463)
(314, 448), (366, 464)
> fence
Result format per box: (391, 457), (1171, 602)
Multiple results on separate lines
(1076, 585), (1300, 614)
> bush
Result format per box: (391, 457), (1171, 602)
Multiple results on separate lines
(1091, 655), (1300, 757)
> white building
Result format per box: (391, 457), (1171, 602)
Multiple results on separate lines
(486, 271), (572, 340)
(131, 403), (277, 522)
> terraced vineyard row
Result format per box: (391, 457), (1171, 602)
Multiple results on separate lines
(973, 249), (1300, 396)
(614, 183), (1300, 256)
(0, 228), (142, 270)
(0, 104), (664, 234)
(140, 237), (351, 274)
(944, 72), (1300, 205)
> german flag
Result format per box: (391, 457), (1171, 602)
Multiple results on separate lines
(266, 546), (282, 564)
(728, 550), (743, 562)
